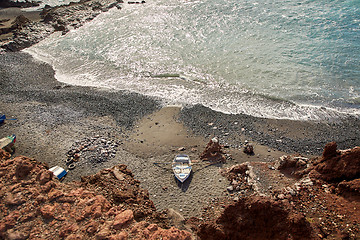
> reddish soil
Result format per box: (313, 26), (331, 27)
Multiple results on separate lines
(1, 141), (359, 240)
(0, 149), (192, 240)
(189, 196), (315, 240)
(187, 142), (360, 240)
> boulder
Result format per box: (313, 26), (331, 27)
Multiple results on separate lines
(314, 143), (360, 182)
(36, 169), (53, 185)
(200, 138), (226, 163)
(274, 155), (309, 178)
(11, 15), (30, 29)
(14, 157), (34, 179)
(40, 204), (55, 219)
(113, 210), (134, 229)
(243, 144), (254, 155)
(322, 141), (338, 158)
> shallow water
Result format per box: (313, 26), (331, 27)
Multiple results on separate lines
(24, 0), (360, 120)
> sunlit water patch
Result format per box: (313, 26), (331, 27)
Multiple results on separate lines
(24, 0), (360, 120)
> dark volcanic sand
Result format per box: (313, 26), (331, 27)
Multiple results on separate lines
(1, 51), (360, 218)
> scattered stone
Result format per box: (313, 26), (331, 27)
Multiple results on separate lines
(277, 194), (285, 200)
(113, 210), (134, 230)
(4, 193), (25, 206)
(243, 144), (254, 155)
(66, 136), (118, 167)
(7, 230), (29, 240)
(227, 186), (234, 192)
(268, 165), (275, 170)
(112, 167), (125, 181)
(274, 155), (309, 177)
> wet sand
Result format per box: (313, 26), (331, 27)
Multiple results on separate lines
(1, 51), (360, 217)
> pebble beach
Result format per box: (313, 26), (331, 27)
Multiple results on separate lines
(1, 51), (360, 218)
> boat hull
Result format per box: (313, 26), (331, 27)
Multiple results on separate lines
(173, 154), (192, 183)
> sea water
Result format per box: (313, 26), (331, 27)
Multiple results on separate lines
(24, 0), (360, 120)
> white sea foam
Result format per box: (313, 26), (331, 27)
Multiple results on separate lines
(24, 0), (360, 120)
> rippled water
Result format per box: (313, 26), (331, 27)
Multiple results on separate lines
(25, 0), (360, 120)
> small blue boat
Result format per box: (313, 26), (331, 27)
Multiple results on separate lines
(0, 115), (5, 124)
(49, 166), (67, 180)
(0, 115), (17, 124)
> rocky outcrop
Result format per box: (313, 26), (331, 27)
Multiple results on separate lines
(312, 142), (360, 182)
(304, 142), (360, 202)
(200, 137), (226, 163)
(274, 154), (309, 178)
(1, 140), (359, 240)
(1, 0), (124, 51)
(207, 143), (360, 239)
(0, 149), (192, 240)
(0, 0), (40, 8)
(0, 15), (31, 36)
(189, 196), (315, 240)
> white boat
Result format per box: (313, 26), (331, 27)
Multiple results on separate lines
(49, 166), (67, 180)
(172, 154), (192, 183)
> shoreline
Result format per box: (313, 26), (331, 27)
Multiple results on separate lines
(0, 3), (359, 238)
(1, 0), (359, 122)
(1, 51), (360, 218)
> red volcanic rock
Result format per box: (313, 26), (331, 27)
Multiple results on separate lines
(200, 138), (226, 163)
(314, 143), (360, 182)
(86, 195), (111, 219)
(113, 210), (134, 230)
(4, 192), (25, 206)
(48, 189), (64, 201)
(109, 231), (127, 240)
(95, 227), (111, 240)
(322, 141), (338, 158)
(2, 211), (20, 231)
(85, 220), (99, 234)
(274, 155), (309, 178)
(36, 169), (53, 185)
(192, 196), (315, 240)
(227, 163), (248, 176)
(0, 149), (11, 160)
(147, 223), (158, 232)
(14, 157), (34, 179)
(150, 226), (192, 240)
(243, 144), (254, 155)
(337, 179), (360, 196)
(0, 153), (192, 240)
(128, 221), (192, 240)
(41, 181), (57, 193)
(129, 221), (148, 235)
(6, 229), (29, 240)
(64, 234), (83, 240)
(59, 223), (79, 239)
(40, 204), (56, 219)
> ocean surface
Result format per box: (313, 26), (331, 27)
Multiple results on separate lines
(24, 0), (360, 120)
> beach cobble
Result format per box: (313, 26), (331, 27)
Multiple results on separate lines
(66, 135), (119, 169)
